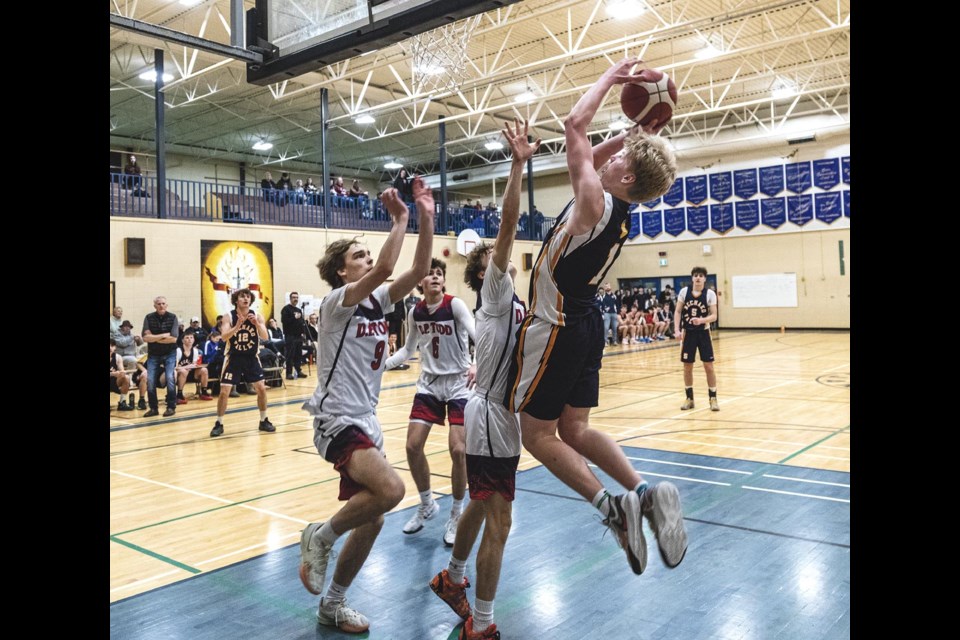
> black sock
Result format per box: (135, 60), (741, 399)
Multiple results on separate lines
(708, 389), (717, 398)
(685, 387), (694, 399)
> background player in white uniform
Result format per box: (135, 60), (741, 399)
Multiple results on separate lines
(674, 266), (720, 410)
(297, 184), (434, 634)
(385, 259), (477, 545)
(430, 119), (539, 640)
(504, 59), (688, 577)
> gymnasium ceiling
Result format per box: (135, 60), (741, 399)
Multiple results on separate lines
(109, 0), (850, 184)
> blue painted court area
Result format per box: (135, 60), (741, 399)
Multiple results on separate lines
(110, 447), (850, 639)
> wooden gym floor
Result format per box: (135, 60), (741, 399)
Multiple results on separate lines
(109, 329), (850, 639)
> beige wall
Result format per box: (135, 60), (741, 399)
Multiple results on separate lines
(110, 218), (543, 327)
(607, 229), (850, 328)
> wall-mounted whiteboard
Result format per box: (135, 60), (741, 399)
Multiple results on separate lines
(732, 273), (798, 308)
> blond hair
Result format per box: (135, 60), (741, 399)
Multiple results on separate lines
(622, 132), (678, 203)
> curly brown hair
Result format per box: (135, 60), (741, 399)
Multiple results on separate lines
(317, 237), (363, 289)
(622, 131), (678, 203)
(230, 287), (255, 306)
(463, 243), (492, 292)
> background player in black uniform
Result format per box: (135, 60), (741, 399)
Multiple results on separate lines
(674, 266), (720, 411)
(211, 288), (274, 437)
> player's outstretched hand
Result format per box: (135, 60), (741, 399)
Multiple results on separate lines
(412, 176), (434, 212)
(502, 118), (541, 164)
(381, 188), (409, 223)
(602, 58), (643, 85)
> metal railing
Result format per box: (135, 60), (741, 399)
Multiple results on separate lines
(109, 173), (553, 240)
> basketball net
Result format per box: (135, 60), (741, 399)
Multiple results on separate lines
(408, 14), (480, 95)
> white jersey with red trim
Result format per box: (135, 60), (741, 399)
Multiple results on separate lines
(303, 284), (393, 418)
(474, 260), (526, 402)
(385, 294), (475, 375)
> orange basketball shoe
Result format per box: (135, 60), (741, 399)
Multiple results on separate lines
(430, 569), (471, 619)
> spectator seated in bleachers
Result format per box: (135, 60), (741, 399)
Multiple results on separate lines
(261, 171), (279, 204)
(174, 332), (212, 404)
(264, 318), (285, 355)
(114, 319), (144, 369)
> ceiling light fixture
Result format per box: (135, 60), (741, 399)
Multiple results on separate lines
(514, 89), (536, 104)
(384, 160), (403, 170)
(484, 141), (504, 150)
(354, 114), (376, 124)
(415, 63), (446, 76)
(771, 79), (798, 100)
(139, 70), (174, 83)
(252, 141), (273, 151)
(609, 119), (630, 131)
(694, 44), (722, 60)
(606, 0), (647, 19)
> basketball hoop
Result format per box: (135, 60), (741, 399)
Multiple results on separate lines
(408, 14), (480, 95)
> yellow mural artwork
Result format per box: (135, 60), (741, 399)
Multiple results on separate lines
(200, 241), (274, 328)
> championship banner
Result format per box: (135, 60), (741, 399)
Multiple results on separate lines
(685, 175), (708, 204)
(785, 161), (812, 194)
(759, 165), (784, 197)
(662, 178), (684, 207)
(628, 210), (641, 239)
(710, 203), (733, 234)
(735, 200), (759, 231)
(664, 208), (686, 236)
(813, 158), (840, 190)
(843, 190), (850, 217)
(709, 171), (732, 202)
(787, 194), (813, 227)
(641, 196), (662, 209)
(734, 168), (758, 199)
(761, 197), (786, 229)
(687, 205), (709, 236)
(842, 156), (850, 184)
(200, 240), (275, 330)
(814, 192), (842, 224)
(642, 210), (663, 239)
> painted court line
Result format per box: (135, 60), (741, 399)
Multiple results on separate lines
(624, 455), (752, 475)
(586, 463), (730, 486)
(110, 568), (183, 595)
(111, 469), (309, 525)
(742, 485), (850, 503)
(763, 474), (849, 488)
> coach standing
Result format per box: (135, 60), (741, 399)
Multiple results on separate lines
(281, 291), (308, 380)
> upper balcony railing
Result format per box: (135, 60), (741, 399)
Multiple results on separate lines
(109, 173), (552, 241)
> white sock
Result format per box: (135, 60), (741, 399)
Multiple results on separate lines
(216, 414), (224, 423)
(317, 521), (340, 546)
(473, 597), (494, 632)
(592, 489), (615, 519)
(632, 480), (649, 501)
(447, 556), (468, 585)
(451, 498), (464, 516)
(259, 410), (268, 420)
(322, 580), (348, 608)
(420, 490), (433, 506)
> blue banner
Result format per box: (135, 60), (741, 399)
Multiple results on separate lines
(662, 178), (684, 207)
(761, 197), (786, 229)
(843, 190), (850, 217)
(709, 172), (732, 202)
(687, 205), (709, 236)
(759, 165), (784, 196)
(642, 210), (663, 238)
(813, 158), (840, 190)
(736, 200), (759, 231)
(842, 156), (850, 184)
(641, 196), (661, 209)
(787, 194), (813, 226)
(685, 175), (708, 204)
(628, 211), (641, 239)
(710, 203), (734, 234)
(664, 208), (686, 236)
(785, 161), (812, 194)
(815, 192), (842, 224)
(734, 168), (758, 199)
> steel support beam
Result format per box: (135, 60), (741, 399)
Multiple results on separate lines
(110, 14), (262, 65)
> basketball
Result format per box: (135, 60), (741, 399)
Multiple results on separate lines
(620, 69), (678, 128)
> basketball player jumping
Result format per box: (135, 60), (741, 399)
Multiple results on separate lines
(297, 183), (434, 634)
(429, 118), (539, 640)
(505, 58), (689, 576)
